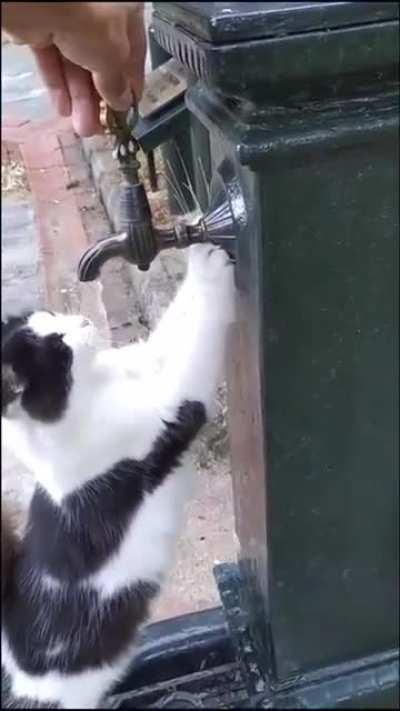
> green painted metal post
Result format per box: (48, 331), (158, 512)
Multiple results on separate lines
(152, 2), (399, 706)
(148, 26), (198, 215)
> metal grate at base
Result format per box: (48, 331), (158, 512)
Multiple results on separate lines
(106, 661), (249, 708)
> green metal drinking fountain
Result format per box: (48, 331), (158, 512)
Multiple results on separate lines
(79, 3), (399, 707)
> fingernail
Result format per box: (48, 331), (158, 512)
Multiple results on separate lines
(72, 108), (96, 138)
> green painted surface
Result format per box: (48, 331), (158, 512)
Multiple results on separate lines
(148, 28), (196, 215)
(152, 1), (399, 702)
(262, 133), (399, 677)
(187, 81), (399, 680)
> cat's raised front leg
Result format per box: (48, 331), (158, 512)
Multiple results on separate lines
(155, 244), (235, 420)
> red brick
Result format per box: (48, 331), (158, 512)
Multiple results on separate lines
(4, 115), (93, 307)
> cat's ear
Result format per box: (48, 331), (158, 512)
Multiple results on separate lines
(1, 363), (24, 414)
(2, 312), (32, 342)
(2, 327), (40, 372)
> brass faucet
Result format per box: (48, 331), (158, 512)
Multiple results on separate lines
(77, 106), (238, 282)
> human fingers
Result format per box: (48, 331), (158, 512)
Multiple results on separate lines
(125, 6), (147, 101)
(32, 46), (71, 117)
(91, 4), (146, 110)
(62, 58), (103, 137)
(91, 68), (133, 113)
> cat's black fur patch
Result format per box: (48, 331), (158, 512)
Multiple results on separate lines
(3, 400), (206, 677)
(3, 577), (159, 675)
(2, 312), (32, 341)
(2, 320), (73, 422)
(26, 401), (206, 581)
(2, 314), (31, 414)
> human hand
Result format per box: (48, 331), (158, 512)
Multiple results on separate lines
(2, 2), (146, 137)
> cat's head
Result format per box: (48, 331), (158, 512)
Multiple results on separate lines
(2, 310), (98, 422)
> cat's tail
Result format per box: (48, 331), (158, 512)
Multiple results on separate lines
(1, 502), (21, 602)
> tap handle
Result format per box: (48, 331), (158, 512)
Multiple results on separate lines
(106, 104), (141, 183)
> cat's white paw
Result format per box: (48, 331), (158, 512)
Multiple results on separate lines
(187, 243), (231, 280)
(187, 244), (235, 322)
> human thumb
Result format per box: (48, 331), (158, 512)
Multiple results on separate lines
(92, 70), (134, 112)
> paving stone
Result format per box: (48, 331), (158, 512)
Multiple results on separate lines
(1, 42), (54, 123)
(1, 198), (44, 315)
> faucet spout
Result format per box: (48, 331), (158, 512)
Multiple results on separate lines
(78, 196), (238, 282)
(77, 152), (244, 282)
(77, 234), (129, 282)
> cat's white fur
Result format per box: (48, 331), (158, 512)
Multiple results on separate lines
(2, 244), (235, 708)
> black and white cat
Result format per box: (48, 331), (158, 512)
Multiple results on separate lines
(1, 244), (234, 709)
